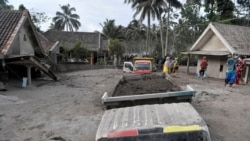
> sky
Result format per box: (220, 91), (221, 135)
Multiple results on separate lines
(9, 0), (140, 32)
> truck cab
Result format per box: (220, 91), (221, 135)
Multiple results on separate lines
(96, 103), (211, 141)
(123, 57), (155, 74)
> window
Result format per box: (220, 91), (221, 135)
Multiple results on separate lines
(220, 65), (223, 72)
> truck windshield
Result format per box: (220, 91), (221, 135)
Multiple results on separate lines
(134, 62), (150, 70)
(98, 130), (208, 141)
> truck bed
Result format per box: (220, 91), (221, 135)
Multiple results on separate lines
(102, 73), (195, 109)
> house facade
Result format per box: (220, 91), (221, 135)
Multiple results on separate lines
(43, 30), (109, 65)
(187, 23), (250, 82)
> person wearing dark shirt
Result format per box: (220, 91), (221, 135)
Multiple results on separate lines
(199, 56), (208, 79)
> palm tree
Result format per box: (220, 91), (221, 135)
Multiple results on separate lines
(126, 20), (146, 40)
(100, 19), (125, 40)
(125, 0), (158, 55)
(164, 0), (182, 56)
(125, 20), (147, 54)
(151, 0), (168, 58)
(125, 0), (182, 56)
(52, 4), (81, 32)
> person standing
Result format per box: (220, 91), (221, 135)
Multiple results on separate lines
(173, 57), (179, 74)
(234, 56), (245, 85)
(163, 56), (170, 74)
(199, 56), (208, 79)
(225, 54), (237, 87)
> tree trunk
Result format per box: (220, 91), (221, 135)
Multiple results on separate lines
(146, 11), (151, 56)
(165, 3), (170, 56)
(159, 18), (164, 58)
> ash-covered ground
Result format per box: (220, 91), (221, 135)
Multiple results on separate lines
(113, 73), (181, 96)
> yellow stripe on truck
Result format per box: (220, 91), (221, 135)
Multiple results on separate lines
(163, 125), (201, 133)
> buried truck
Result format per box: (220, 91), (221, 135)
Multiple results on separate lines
(96, 73), (211, 141)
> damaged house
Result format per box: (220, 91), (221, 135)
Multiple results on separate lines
(0, 10), (57, 87)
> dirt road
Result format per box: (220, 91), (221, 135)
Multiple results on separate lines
(0, 66), (250, 141)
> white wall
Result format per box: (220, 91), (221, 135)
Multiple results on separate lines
(195, 34), (229, 79)
(202, 35), (227, 51)
(19, 27), (34, 55)
(197, 56), (227, 79)
(8, 27), (35, 56)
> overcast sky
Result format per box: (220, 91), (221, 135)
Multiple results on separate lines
(9, 0), (140, 32)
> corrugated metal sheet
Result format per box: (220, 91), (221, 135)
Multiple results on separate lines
(96, 103), (207, 140)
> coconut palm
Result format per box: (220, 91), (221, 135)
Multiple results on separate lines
(164, 0), (182, 56)
(100, 19), (125, 40)
(52, 4), (81, 31)
(151, 0), (169, 57)
(125, 20), (147, 53)
(125, 0), (182, 56)
(126, 20), (146, 40)
(125, 0), (158, 55)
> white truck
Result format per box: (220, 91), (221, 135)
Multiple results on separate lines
(96, 103), (211, 141)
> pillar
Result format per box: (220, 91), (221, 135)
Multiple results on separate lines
(187, 54), (190, 74)
(90, 52), (94, 65)
(27, 65), (31, 85)
(244, 65), (249, 84)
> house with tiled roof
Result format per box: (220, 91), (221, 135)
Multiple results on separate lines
(186, 22), (250, 83)
(43, 30), (109, 65)
(0, 10), (57, 87)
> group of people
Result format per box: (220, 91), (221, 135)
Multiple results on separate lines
(162, 56), (179, 75)
(198, 54), (246, 87)
(225, 54), (246, 87)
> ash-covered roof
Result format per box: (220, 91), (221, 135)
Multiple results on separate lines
(212, 23), (250, 55)
(0, 10), (22, 52)
(0, 10), (45, 57)
(190, 22), (250, 56)
(43, 30), (108, 51)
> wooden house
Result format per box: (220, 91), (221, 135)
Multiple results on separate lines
(186, 22), (250, 83)
(43, 30), (109, 65)
(0, 10), (57, 87)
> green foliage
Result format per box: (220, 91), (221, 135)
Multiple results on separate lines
(109, 39), (125, 57)
(151, 42), (162, 58)
(71, 42), (90, 59)
(217, 0), (235, 20)
(61, 42), (90, 61)
(100, 19), (125, 40)
(96, 58), (105, 65)
(0, 0), (13, 10)
(18, 4), (26, 11)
